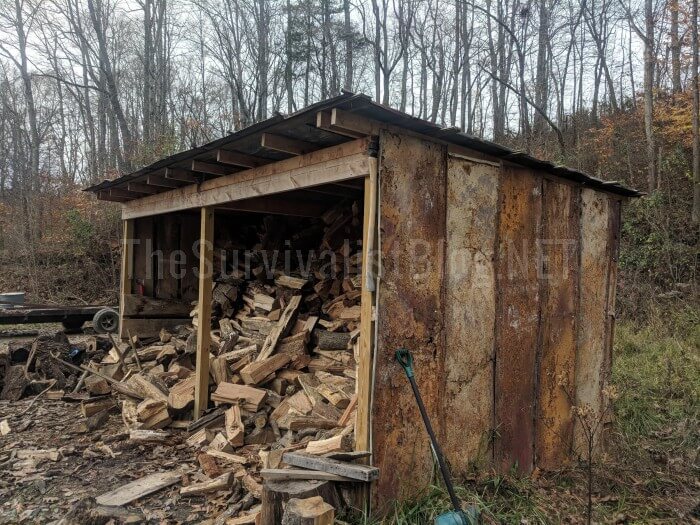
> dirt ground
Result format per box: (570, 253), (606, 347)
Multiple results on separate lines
(0, 327), (237, 525)
(0, 397), (237, 524)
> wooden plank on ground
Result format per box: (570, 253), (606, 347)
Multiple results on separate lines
(372, 131), (447, 509)
(282, 452), (379, 482)
(95, 471), (181, 506)
(535, 181), (579, 469)
(260, 469), (353, 482)
(443, 158), (499, 474)
(194, 207), (214, 419)
(494, 167), (542, 474)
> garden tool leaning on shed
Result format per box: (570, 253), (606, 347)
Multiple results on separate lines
(395, 348), (480, 525)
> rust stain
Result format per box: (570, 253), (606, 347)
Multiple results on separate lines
(372, 131), (447, 513)
(535, 181), (579, 469)
(494, 167), (542, 475)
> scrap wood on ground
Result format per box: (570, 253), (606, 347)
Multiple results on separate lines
(0, 199), (378, 523)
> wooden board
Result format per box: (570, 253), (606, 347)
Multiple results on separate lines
(443, 158), (499, 474)
(355, 168), (376, 456)
(604, 199), (622, 395)
(494, 167), (542, 474)
(372, 131), (447, 510)
(121, 294), (191, 317)
(574, 189), (611, 454)
(120, 318), (190, 338)
(282, 452), (379, 482)
(132, 217), (154, 297)
(535, 181), (579, 469)
(119, 219), (134, 339)
(194, 207), (214, 418)
(95, 471), (181, 506)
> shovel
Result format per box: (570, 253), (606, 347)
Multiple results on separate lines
(395, 348), (480, 525)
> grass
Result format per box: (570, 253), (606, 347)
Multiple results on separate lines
(348, 309), (699, 524)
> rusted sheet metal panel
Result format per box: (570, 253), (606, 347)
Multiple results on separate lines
(494, 167), (542, 474)
(443, 158), (499, 475)
(574, 189), (611, 453)
(535, 181), (579, 469)
(372, 131), (447, 511)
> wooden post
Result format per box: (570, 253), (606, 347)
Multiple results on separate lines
(356, 162), (377, 452)
(194, 207), (214, 419)
(354, 155), (378, 512)
(119, 219), (134, 340)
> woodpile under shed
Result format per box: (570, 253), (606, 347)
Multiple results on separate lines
(0, 198), (375, 522)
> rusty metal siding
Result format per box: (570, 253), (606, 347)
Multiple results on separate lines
(574, 188), (611, 453)
(493, 167), (542, 474)
(535, 180), (580, 468)
(443, 158), (499, 475)
(372, 131), (447, 511)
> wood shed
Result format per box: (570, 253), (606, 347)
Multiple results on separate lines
(87, 92), (641, 514)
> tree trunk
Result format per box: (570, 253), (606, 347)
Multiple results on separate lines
(343, 0), (353, 91)
(692, 0), (700, 223)
(643, 0), (657, 192)
(670, 0), (681, 94)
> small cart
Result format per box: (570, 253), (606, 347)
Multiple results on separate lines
(0, 303), (119, 333)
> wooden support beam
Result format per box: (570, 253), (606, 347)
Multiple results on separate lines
(261, 133), (315, 156)
(119, 219), (134, 339)
(217, 196), (331, 217)
(166, 167), (198, 183)
(316, 109), (370, 139)
(194, 207), (214, 419)
(354, 161), (377, 512)
(109, 188), (141, 199)
(127, 182), (160, 195)
(192, 160), (232, 176)
(217, 149), (267, 168)
(302, 185), (362, 198)
(146, 174), (181, 188)
(98, 191), (129, 202)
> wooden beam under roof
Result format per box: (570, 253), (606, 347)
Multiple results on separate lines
(97, 191), (129, 202)
(216, 149), (267, 168)
(260, 133), (316, 156)
(109, 188), (142, 199)
(122, 138), (370, 219)
(146, 174), (182, 188)
(216, 195), (331, 217)
(316, 108), (373, 138)
(127, 182), (160, 195)
(165, 167), (198, 183)
(191, 160), (232, 176)
(301, 184), (363, 198)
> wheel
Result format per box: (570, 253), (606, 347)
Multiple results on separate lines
(62, 320), (85, 333)
(92, 308), (119, 334)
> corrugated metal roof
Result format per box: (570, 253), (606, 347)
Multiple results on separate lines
(85, 92), (642, 198)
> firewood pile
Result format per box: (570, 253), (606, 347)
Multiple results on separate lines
(0, 199), (378, 522)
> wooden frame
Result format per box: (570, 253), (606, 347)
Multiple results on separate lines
(194, 207), (215, 418)
(122, 139), (370, 219)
